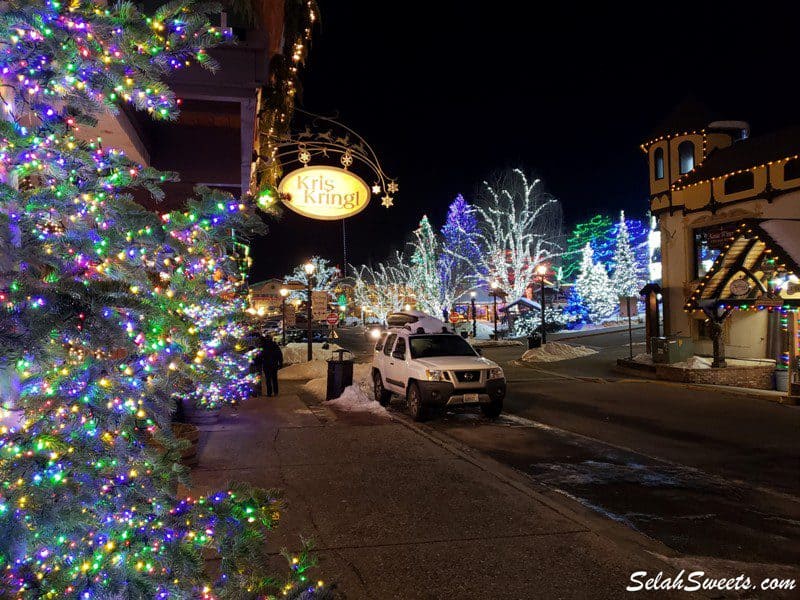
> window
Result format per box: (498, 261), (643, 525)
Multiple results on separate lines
(784, 158), (800, 181)
(678, 141), (695, 174)
(409, 335), (478, 359)
(383, 334), (397, 356)
(653, 147), (665, 180)
(723, 171), (754, 195)
(374, 332), (388, 352)
(393, 337), (406, 359)
(693, 223), (738, 278)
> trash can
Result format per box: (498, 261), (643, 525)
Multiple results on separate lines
(527, 332), (542, 349)
(326, 349), (354, 400)
(774, 369), (789, 392)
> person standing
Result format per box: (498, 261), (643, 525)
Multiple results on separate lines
(261, 334), (284, 397)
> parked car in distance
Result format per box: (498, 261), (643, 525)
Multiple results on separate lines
(371, 311), (506, 421)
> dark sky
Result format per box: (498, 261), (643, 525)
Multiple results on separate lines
(250, 2), (800, 281)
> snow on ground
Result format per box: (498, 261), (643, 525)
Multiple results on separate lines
(518, 342), (598, 363)
(298, 362), (389, 417)
(631, 353), (775, 370)
(279, 360), (328, 380)
(282, 342), (343, 365)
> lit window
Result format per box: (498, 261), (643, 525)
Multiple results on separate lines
(653, 147), (664, 180)
(678, 141), (694, 174)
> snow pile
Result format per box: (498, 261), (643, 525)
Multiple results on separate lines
(471, 339), (524, 348)
(300, 363), (372, 400)
(297, 362), (389, 417)
(324, 383), (389, 417)
(282, 342), (343, 365)
(630, 353), (774, 370)
(279, 360), (328, 380)
(518, 342), (597, 363)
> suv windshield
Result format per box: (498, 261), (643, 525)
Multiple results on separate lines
(409, 335), (477, 359)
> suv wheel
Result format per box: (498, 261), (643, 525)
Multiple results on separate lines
(373, 370), (391, 406)
(480, 397), (503, 419)
(407, 382), (428, 422)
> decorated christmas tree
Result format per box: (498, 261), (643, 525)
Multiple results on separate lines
(610, 211), (642, 298)
(438, 194), (482, 312)
(575, 243), (617, 323)
(0, 2), (323, 597)
(408, 215), (443, 316)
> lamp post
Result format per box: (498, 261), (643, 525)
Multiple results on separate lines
(470, 291), (477, 338)
(490, 280), (500, 340)
(279, 287), (289, 346)
(536, 264), (548, 344)
(304, 261), (315, 362)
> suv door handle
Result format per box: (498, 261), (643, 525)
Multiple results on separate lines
(389, 361), (395, 365)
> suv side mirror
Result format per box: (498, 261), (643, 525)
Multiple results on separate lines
(392, 350), (405, 360)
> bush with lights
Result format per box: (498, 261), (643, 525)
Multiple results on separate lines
(0, 1), (325, 597)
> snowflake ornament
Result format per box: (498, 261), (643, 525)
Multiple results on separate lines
(381, 194), (394, 208)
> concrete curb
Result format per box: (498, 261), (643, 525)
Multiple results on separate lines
(613, 366), (798, 406)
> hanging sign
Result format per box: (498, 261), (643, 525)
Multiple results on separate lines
(278, 166), (371, 221)
(311, 291), (330, 320)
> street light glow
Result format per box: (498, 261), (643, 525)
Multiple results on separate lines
(304, 262), (315, 275)
(536, 264), (547, 276)
(279, 288), (289, 297)
(490, 280), (499, 290)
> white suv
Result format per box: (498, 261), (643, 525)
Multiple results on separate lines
(372, 312), (506, 421)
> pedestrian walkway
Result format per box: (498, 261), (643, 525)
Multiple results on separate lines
(189, 389), (679, 598)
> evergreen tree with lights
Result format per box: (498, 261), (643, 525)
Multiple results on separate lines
(575, 243), (617, 323)
(437, 194), (482, 312)
(0, 2), (324, 597)
(408, 215), (443, 316)
(610, 210), (642, 298)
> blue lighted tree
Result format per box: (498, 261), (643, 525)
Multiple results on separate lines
(438, 194), (483, 311)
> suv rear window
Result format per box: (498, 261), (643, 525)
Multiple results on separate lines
(409, 335), (477, 358)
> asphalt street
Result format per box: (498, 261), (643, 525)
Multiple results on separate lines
(334, 326), (800, 570)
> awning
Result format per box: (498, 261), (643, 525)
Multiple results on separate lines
(685, 219), (800, 311)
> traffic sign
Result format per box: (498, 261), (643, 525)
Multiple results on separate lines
(326, 313), (339, 325)
(449, 312), (460, 324)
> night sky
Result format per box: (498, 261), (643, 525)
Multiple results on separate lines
(249, 2), (800, 281)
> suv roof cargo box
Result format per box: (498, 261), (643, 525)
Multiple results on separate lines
(386, 311), (446, 333)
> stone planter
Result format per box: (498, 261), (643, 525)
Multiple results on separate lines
(180, 398), (221, 425)
(171, 422), (200, 467)
(148, 423), (200, 467)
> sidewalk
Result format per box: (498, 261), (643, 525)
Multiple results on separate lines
(188, 386), (682, 599)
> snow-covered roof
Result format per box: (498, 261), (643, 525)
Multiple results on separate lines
(502, 297), (542, 312)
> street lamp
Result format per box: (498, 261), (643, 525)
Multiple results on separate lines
(470, 291), (477, 339)
(536, 264), (548, 344)
(490, 280), (500, 340)
(304, 261), (316, 362)
(279, 288), (289, 346)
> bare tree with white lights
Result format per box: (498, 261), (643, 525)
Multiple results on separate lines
(475, 168), (564, 300)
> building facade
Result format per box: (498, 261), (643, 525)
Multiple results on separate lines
(645, 103), (800, 363)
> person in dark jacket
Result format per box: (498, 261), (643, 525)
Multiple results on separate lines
(261, 334), (284, 396)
